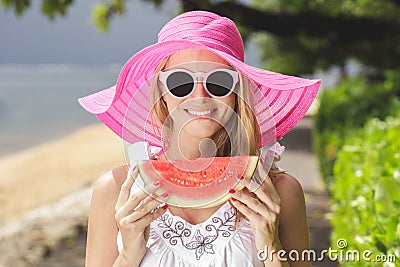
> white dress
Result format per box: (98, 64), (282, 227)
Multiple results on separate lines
(117, 142), (285, 266)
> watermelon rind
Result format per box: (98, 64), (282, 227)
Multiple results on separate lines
(136, 156), (259, 208)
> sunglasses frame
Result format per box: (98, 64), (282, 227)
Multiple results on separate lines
(158, 68), (239, 98)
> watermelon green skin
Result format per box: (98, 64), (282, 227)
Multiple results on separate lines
(136, 156), (259, 208)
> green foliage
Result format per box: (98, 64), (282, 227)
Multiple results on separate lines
(254, 32), (333, 75)
(1, 0), (31, 15)
(252, 0), (399, 17)
(92, 3), (110, 31)
(313, 69), (400, 185)
(91, 1), (127, 32)
(1, 0), (75, 19)
(41, 0), (74, 19)
(251, 0), (400, 75)
(330, 115), (400, 266)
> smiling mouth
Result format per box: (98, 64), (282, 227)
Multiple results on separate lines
(184, 108), (217, 117)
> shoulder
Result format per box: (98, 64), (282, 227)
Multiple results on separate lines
(86, 166), (129, 265)
(271, 172), (306, 216)
(271, 172), (305, 202)
(92, 165), (129, 201)
(271, 172), (308, 230)
(270, 173), (310, 252)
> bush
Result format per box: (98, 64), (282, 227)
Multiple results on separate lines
(313, 70), (400, 185)
(329, 116), (400, 266)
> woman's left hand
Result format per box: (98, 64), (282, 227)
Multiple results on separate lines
(229, 162), (282, 251)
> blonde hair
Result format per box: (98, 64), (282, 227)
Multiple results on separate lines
(148, 54), (284, 226)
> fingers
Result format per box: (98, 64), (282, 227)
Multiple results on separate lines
(115, 177), (170, 232)
(229, 187), (269, 216)
(118, 203), (168, 231)
(256, 166), (281, 207)
(254, 166), (281, 206)
(123, 198), (168, 225)
(133, 205), (169, 229)
(124, 192), (169, 223)
(115, 166), (138, 210)
(229, 196), (259, 222)
(116, 181), (162, 218)
(230, 165), (281, 216)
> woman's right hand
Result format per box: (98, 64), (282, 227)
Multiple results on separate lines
(114, 166), (168, 266)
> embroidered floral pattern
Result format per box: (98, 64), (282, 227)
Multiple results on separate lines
(157, 206), (236, 260)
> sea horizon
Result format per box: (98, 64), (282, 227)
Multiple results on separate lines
(0, 63), (123, 157)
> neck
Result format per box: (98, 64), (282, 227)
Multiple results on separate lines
(168, 203), (225, 225)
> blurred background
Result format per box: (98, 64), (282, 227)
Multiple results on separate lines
(0, 0), (399, 266)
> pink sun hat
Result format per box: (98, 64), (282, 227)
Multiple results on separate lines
(78, 10), (321, 148)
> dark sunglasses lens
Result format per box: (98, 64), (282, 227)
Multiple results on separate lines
(206, 71), (234, 97)
(166, 71), (194, 97)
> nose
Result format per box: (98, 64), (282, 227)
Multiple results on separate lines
(190, 80), (210, 98)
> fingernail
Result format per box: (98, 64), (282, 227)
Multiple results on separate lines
(229, 188), (236, 194)
(161, 192), (168, 198)
(162, 204), (168, 209)
(231, 197), (237, 202)
(153, 181), (160, 186)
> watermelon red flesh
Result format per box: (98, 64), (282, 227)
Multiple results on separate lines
(137, 156), (259, 208)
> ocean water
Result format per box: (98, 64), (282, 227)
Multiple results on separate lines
(0, 64), (121, 157)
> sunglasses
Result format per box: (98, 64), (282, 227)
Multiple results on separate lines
(159, 68), (239, 98)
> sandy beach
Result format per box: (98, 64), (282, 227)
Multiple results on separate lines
(0, 124), (125, 225)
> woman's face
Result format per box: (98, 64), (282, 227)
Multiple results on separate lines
(161, 49), (236, 140)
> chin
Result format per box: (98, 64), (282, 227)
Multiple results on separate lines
(184, 122), (221, 139)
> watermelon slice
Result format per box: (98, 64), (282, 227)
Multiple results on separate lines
(136, 156), (259, 208)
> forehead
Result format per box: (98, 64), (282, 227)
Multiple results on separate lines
(165, 49), (229, 70)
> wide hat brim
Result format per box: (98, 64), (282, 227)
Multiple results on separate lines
(78, 39), (321, 148)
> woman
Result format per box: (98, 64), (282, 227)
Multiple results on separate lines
(80, 11), (321, 267)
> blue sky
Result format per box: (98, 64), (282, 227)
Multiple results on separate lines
(0, 0), (178, 64)
(0, 0), (260, 65)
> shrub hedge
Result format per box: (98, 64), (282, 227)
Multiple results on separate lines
(329, 116), (400, 266)
(313, 70), (400, 185)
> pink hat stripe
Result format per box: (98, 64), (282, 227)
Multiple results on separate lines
(122, 125), (153, 146)
(123, 62), (151, 92)
(251, 87), (271, 107)
(187, 39), (242, 60)
(78, 86), (115, 113)
(274, 92), (311, 136)
(257, 111), (274, 125)
(118, 42), (197, 92)
(114, 102), (161, 142)
(125, 121), (160, 145)
(120, 88), (163, 138)
(117, 96), (152, 131)
(124, 106), (153, 133)
(265, 89), (282, 106)
(159, 24), (211, 41)
(271, 91), (296, 120)
(123, 86), (149, 114)
(258, 91), (295, 129)
(245, 67), (318, 89)
(160, 23), (242, 49)
(97, 111), (123, 136)
(276, 87), (314, 128)
(162, 27), (241, 47)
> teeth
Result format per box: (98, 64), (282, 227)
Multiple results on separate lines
(187, 109), (214, 116)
